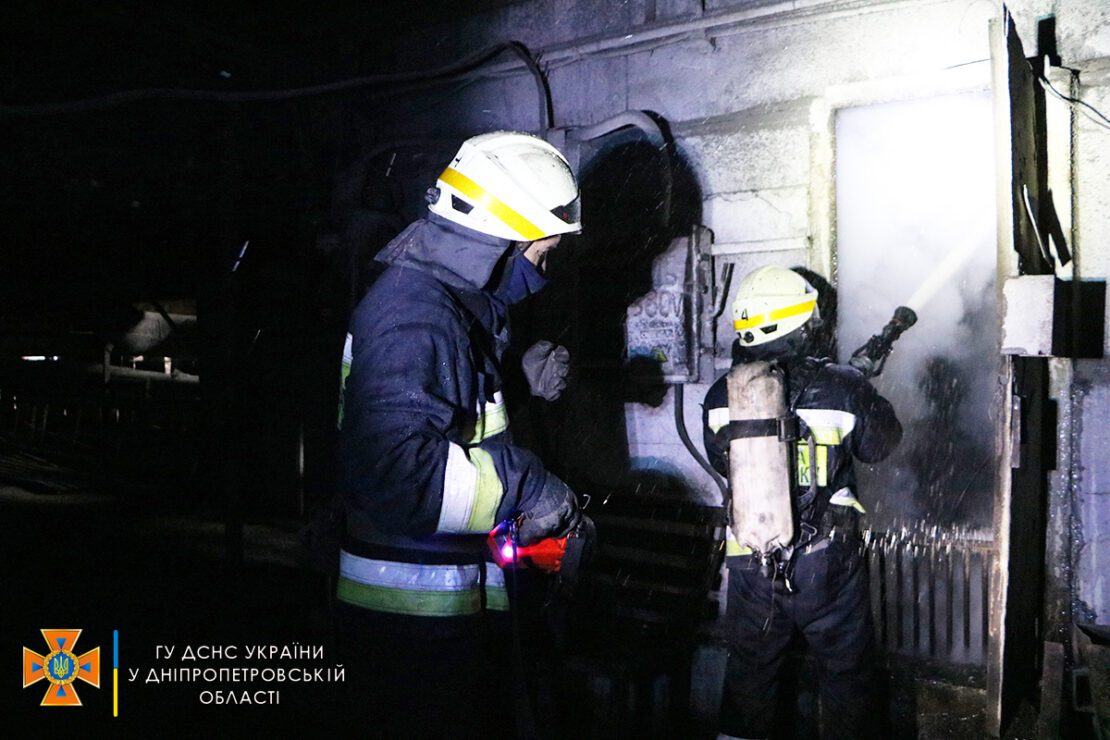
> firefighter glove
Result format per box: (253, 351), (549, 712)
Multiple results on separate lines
(516, 474), (582, 546)
(522, 340), (570, 401)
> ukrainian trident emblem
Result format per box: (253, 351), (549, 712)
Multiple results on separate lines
(23, 629), (101, 706)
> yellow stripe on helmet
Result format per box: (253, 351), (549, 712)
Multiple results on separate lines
(733, 296), (817, 331)
(439, 167), (546, 241)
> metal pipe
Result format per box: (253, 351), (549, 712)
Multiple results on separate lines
(981, 553), (990, 655)
(484, 0), (954, 76)
(869, 539), (885, 649)
(571, 110), (673, 229)
(928, 544), (937, 657)
(672, 383), (727, 501)
(964, 548), (973, 649)
(895, 542), (904, 650)
(945, 546), (955, 655)
(883, 534), (892, 652)
(574, 111), (666, 148)
(912, 544), (921, 654)
(2, 1), (957, 121)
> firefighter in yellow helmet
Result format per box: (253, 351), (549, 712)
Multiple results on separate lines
(704, 265), (902, 740)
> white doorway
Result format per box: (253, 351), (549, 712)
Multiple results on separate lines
(835, 91), (998, 532)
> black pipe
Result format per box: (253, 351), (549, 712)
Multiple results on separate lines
(673, 383), (728, 500)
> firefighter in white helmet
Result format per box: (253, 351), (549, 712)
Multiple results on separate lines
(429, 131), (581, 242)
(731, 265), (820, 351)
(336, 132), (583, 735)
(703, 265), (902, 740)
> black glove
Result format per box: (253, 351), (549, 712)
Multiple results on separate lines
(515, 474), (582, 546)
(522, 340), (570, 401)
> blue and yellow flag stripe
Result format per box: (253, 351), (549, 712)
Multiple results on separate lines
(113, 630), (119, 718)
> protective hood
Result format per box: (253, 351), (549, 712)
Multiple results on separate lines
(489, 248), (548, 306)
(376, 213), (513, 292)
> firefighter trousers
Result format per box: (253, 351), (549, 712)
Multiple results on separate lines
(719, 539), (879, 740)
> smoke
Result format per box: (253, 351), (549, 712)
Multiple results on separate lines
(835, 91), (998, 530)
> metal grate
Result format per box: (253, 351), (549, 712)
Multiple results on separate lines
(864, 527), (994, 665)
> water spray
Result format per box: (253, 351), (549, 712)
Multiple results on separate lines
(904, 237), (983, 314)
(848, 241), (980, 379)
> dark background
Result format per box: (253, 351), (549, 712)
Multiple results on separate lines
(1, 0), (521, 318)
(0, 3), (520, 733)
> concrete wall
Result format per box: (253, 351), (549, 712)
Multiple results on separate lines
(355, 0), (1110, 619)
(1073, 58), (1110, 624)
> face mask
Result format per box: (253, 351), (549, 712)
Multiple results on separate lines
(491, 249), (548, 305)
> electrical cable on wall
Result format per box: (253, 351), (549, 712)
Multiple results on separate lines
(0, 41), (554, 128)
(1037, 72), (1110, 132)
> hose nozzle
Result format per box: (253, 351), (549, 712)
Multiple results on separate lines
(849, 306), (918, 379)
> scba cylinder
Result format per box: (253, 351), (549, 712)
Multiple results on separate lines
(727, 361), (795, 553)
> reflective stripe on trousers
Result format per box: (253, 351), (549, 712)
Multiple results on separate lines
(337, 550), (508, 616)
(485, 563), (509, 612)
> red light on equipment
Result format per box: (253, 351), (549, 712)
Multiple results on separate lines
(487, 520), (568, 572)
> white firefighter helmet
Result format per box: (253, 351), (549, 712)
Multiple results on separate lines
(732, 266), (820, 346)
(428, 131), (581, 241)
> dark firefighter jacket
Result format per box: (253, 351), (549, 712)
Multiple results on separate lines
(336, 214), (550, 617)
(702, 356), (902, 556)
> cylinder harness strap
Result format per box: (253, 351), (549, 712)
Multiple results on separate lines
(723, 415), (800, 443)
